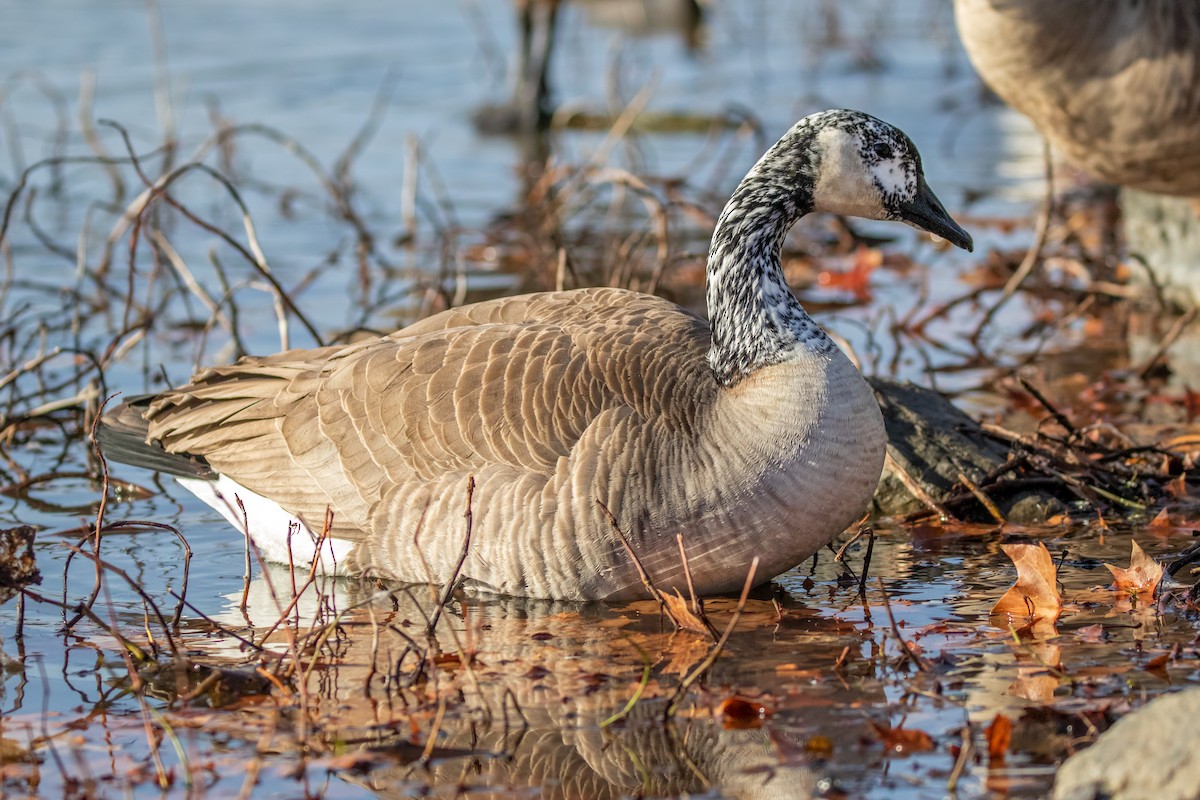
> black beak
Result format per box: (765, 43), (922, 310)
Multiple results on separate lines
(900, 176), (973, 252)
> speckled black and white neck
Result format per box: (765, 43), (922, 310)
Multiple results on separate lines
(705, 110), (923, 386)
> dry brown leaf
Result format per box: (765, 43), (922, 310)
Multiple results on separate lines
(805, 735), (834, 758)
(869, 721), (935, 755)
(816, 246), (881, 300)
(717, 696), (770, 729)
(991, 542), (1062, 621)
(1074, 623), (1107, 643)
(1007, 674), (1059, 704)
(985, 714), (1012, 763)
(1104, 540), (1163, 596)
(661, 590), (710, 635)
(1144, 650), (1172, 675)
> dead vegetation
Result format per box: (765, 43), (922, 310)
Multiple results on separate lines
(3, 3), (1200, 798)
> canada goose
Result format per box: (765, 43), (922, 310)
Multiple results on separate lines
(99, 109), (972, 601)
(954, 0), (1200, 197)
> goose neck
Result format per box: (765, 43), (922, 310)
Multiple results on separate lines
(705, 143), (830, 387)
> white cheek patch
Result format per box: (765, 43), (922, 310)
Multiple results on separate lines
(874, 162), (911, 201)
(811, 127), (893, 218)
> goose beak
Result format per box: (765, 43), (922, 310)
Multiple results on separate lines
(899, 176), (974, 252)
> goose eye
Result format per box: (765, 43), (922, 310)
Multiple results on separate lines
(872, 142), (893, 160)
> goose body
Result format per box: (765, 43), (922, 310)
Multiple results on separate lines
(101, 110), (972, 601)
(954, 0), (1200, 196)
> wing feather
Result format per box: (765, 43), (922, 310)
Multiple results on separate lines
(143, 288), (713, 549)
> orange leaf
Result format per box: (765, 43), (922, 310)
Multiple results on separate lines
(1144, 650), (1172, 671)
(1149, 508), (1173, 529)
(805, 735), (834, 758)
(816, 246), (881, 300)
(717, 696), (770, 729)
(1185, 386), (1200, 421)
(869, 721), (935, 754)
(661, 590), (710, 635)
(985, 714), (1012, 763)
(1104, 540), (1163, 596)
(991, 542), (1062, 621)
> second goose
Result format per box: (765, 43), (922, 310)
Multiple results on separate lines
(100, 109), (972, 601)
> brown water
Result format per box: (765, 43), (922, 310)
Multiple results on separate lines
(3, 2), (1196, 798)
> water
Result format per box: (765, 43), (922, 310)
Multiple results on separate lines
(4, 1), (1188, 798)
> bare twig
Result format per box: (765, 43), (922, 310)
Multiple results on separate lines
(877, 577), (930, 672)
(665, 557), (759, 720)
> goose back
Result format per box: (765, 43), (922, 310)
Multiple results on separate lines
(955, 0), (1200, 196)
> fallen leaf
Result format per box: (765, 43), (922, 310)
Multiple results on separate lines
(434, 652), (462, 671)
(717, 696), (770, 729)
(1185, 386), (1200, 422)
(1149, 508), (1173, 530)
(1073, 623), (1107, 643)
(661, 590), (710, 635)
(985, 714), (1012, 763)
(1007, 674), (1059, 704)
(816, 246), (881, 300)
(805, 735), (834, 758)
(1143, 648), (1175, 678)
(1104, 540), (1163, 596)
(991, 542), (1063, 621)
(869, 721), (935, 755)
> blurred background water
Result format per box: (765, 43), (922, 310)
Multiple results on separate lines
(1, 3), (1116, 798)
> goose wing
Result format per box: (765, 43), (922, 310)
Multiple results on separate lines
(143, 288), (713, 541)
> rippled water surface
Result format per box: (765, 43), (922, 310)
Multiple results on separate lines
(3, 2), (1193, 798)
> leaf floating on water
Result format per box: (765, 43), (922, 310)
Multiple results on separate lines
(985, 714), (1012, 764)
(804, 735), (834, 758)
(1074, 623), (1107, 643)
(1148, 508), (1173, 530)
(717, 696), (770, 729)
(1104, 540), (1163, 596)
(868, 721), (935, 755)
(991, 542), (1062, 621)
(1143, 649), (1173, 678)
(661, 589), (710, 635)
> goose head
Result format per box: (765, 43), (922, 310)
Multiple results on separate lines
(707, 109), (972, 385)
(806, 109), (974, 251)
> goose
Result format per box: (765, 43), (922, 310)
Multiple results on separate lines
(954, 0), (1200, 197)
(99, 109), (972, 602)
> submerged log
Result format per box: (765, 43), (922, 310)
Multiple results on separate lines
(869, 378), (1068, 524)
